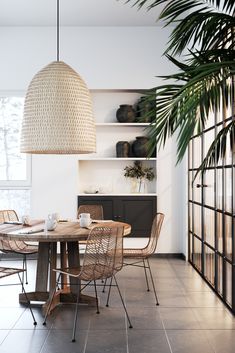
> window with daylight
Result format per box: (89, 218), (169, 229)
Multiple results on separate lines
(0, 97), (31, 216)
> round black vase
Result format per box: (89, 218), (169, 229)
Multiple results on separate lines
(132, 136), (149, 157)
(116, 105), (136, 123)
(136, 97), (156, 122)
(116, 141), (130, 157)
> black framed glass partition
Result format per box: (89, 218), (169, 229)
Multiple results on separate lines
(188, 105), (235, 312)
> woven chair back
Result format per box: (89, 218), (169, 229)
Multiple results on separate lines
(145, 213), (164, 256)
(77, 204), (104, 220)
(0, 210), (18, 223)
(0, 209), (28, 252)
(81, 226), (124, 281)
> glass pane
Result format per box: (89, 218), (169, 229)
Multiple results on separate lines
(225, 133), (232, 165)
(189, 203), (193, 232)
(203, 129), (215, 159)
(194, 204), (201, 237)
(204, 208), (215, 247)
(188, 171), (193, 201)
(193, 172), (202, 204)
(217, 254), (223, 295)
(226, 261), (232, 306)
(204, 245), (215, 286)
(216, 107), (223, 124)
(225, 168), (232, 213)
(216, 169), (223, 210)
(0, 97), (26, 181)
(204, 170), (215, 207)
(189, 232), (193, 262)
(188, 140), (193, 170)
(193, 237), (202, 271)
(0, 189), (30, 218)
(225, 215), (232, 261)
(193, 136), (202, 169)
(204, 110), (215, 130)
(216, 124), (223, 167)
(217, 212), (223, 253)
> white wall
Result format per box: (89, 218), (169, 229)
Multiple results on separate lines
(0, 26), (187, 254)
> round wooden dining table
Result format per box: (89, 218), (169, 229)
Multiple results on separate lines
(0, 220), (131, 314)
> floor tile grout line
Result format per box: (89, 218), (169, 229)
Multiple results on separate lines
(38, 325), (52, 353)
(83, 319), (91, 353)
(158, 308), (173, 353)
(0, 329), (11, 347)
(10, 306), (28, 330)
(122, 287), (130, 353)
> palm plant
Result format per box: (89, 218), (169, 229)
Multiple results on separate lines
(124, 0), (235, 176)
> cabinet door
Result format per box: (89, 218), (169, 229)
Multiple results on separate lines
(77, 196), (156, 237)
(116, 196), (156, 237)
(77, 196), (114, 220)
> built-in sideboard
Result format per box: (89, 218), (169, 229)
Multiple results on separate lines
(77, 195), (156, 238)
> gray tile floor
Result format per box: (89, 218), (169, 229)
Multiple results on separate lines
(0, 257), (234, 353)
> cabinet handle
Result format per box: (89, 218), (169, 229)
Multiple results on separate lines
(196, 184), (208, 188)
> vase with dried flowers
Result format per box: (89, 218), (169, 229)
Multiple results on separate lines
(124, 161), (155, 193)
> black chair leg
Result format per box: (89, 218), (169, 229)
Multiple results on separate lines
(24, 255), (28, 285)
(146, 258), (159, 305)
(143, 259), (150, 291)
(106, 276), (113, 307)
(113, 275), (133, 329)
(102, 277), (107, 293)
(17, 273), (37, 326)
(72, 285), (80, 342)
(94, 280), (100, 314)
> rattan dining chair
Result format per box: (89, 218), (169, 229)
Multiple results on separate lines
(43, 225), (132, 342)
(77, 204), (104, 220)
(0, 210), (38, 285)
(123, 213), (164, 305)
(77, 204), (104, 246)
(0, 267), (37, 325)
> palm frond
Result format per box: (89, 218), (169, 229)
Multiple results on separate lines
(144, 55), (234, 161)
(194, 119), (235, 180)
(122, 0), (235, 168)
(167, 12), (235, 55)
(124, 0), (235, 56)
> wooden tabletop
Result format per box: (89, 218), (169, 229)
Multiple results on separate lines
(0, 220), (131, 242)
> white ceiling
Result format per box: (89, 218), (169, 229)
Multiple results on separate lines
(0, 0), (163, 26)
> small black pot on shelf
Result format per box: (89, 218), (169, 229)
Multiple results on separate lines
(132, 136), (150, 157)
(116, 141), (130, 157)
(135, 96), (156, 123)
(116, 104), (136, 123)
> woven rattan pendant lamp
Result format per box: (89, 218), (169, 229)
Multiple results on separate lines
(20, 0), (96, 154)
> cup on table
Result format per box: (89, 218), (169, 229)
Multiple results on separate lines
(45, 217), (57, 231)
(79, 213), (92, 228)
(51, 213), (60, 222)
(22, 215), (30, 226)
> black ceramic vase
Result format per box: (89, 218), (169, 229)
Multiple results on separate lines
(136, 97), (156, 122)
(116, 141), (130, 157)
(132, 136), (149, 157)
(116, 105), (136, 123)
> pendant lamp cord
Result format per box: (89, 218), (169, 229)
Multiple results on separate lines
(57, 0), (60, 61)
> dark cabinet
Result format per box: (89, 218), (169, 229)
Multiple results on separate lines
(77, 196), (157, 237)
